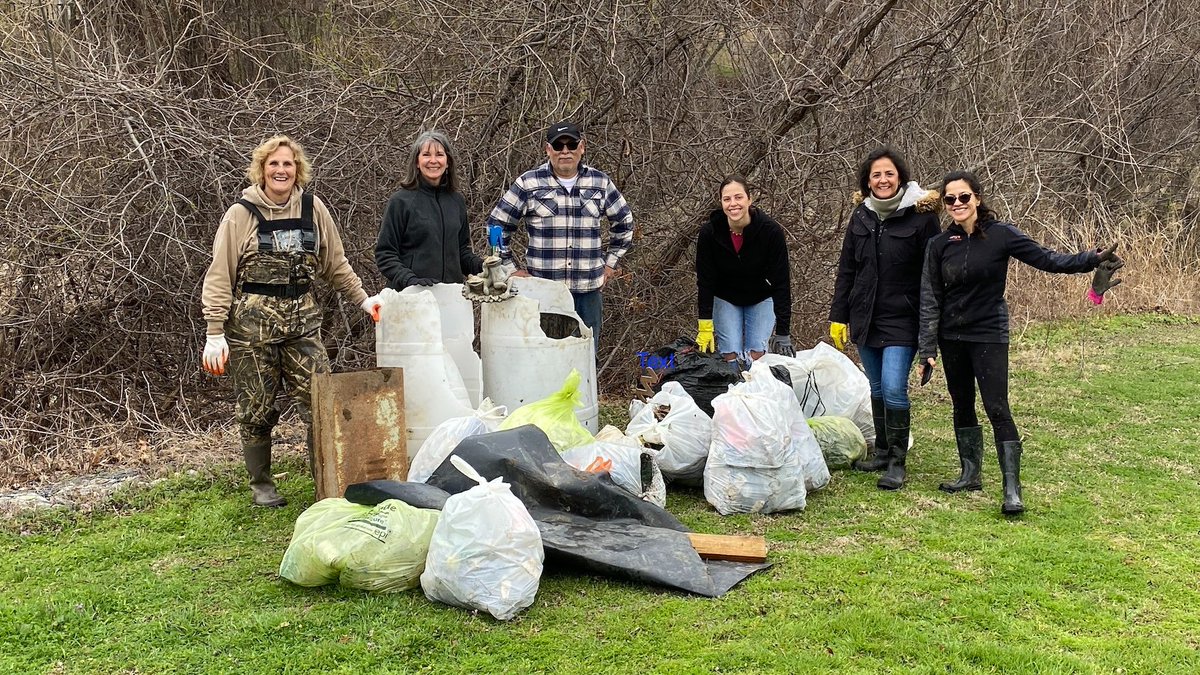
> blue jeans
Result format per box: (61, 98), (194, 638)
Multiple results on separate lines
(572, 290), (602, 349)
(858, 344), (917, 409)
(713, 296), (774, 360)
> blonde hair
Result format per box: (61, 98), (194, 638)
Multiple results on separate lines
(245, 135), (313, 188)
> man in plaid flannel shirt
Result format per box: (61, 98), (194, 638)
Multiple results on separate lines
(485, 121), (635, 347)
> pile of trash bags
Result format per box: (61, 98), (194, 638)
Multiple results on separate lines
(280, 341), (875, 618)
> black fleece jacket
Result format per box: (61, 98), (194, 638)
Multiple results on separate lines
(375, 181), (483, 290)
(696, 208), (792, 336)
(829, 191), (941, 348)
(918, 219), (1100, 358)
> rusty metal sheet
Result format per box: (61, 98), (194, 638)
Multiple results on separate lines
(311, 368), (406, 500)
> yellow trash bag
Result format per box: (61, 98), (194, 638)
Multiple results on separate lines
(279, 497), (440, 593)
(498, 369), (594, 452)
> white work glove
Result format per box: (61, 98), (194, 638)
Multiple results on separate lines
(360, 293), (384, 322)
(202, 333), (229, 376)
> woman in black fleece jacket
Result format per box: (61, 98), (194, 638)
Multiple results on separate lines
(695, 176), (793, 364)
(375, 130), (482, 289)
(919, 169), (1122, 515)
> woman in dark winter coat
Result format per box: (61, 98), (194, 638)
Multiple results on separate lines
(375, 130), (483, 289)
(919, 169), (1123, 515)
(829, 147), (941, 490)
(695, 176), (794, 363)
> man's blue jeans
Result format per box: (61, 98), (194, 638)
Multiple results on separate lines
(857, 344), (917, 409)
(572, 290), (602, 350)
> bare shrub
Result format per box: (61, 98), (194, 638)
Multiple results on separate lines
(1, 0), (1196, 484)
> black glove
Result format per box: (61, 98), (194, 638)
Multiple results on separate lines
(768, 334), (795, 358)
(1091, 257), (1124, 296)
(408, 277), (438, 287)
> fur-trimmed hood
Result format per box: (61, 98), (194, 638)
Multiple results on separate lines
(852, 181), (942, 214)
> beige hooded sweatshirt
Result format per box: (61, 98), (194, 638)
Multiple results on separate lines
(201, 185), (369, 335)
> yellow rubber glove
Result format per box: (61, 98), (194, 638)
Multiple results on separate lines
(830, 322), (849, 351)
(696, 319), (716, 353)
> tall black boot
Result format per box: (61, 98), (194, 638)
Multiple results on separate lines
(940, 426), (984, 493)
(877, 407), (910, 490)
(853, 397), (890, 472)
(998, 440), (1025, 515)
(243, 433), (287, 508)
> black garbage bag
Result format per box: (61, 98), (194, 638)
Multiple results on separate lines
(650, 338), (742, 416)
(346, 425), (769, 597)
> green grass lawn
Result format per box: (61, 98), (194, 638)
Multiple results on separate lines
(3, 314), (1199, 674)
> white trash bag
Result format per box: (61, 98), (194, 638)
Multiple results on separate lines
(757, 343), (874, 445)
(741, 362), (831, 492)
(626, 382), (712, 485)
(704, 379), (807, 515)
(407, 398), (507, 483)
(562, 427), (667, 508)
(420, 456), (543, 620)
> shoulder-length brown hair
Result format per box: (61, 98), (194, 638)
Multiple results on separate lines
(245, 135), (313, 188)
(400, 130), (459, 192)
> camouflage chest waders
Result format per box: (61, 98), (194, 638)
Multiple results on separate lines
(225, 193), (328, 503)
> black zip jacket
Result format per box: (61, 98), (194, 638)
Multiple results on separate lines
(918, 219), (1100, 358)
(375, 181), (483, 290)
(829, 188), (941, 348)
(696, 207), (792, 336)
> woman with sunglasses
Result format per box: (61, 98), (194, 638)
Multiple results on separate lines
(376, 130), (483, 289)
(918, 169), (1122, 515)
(829, 147), (942, 490)
(695, 175), (794, 365)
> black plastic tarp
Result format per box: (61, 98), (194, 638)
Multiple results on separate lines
(345, 425), (769, 597)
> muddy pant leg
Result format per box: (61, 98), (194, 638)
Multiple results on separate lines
(970, 342), (1019, 446)
(230, 340), (282, 487)
(280, 328), (330, 481)
(940, 339), (980, 429)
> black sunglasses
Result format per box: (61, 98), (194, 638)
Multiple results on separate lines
(550, 139), (580, 151)
(943, 192), (974, 206)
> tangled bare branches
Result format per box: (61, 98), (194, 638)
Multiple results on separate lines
(1, 0), (1198, 482)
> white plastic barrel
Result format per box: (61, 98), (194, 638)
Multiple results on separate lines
(408, 283), (482, 408)
(376, 287), (475, 452)
(480, 277), (599, 432)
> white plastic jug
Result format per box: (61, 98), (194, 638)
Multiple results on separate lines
(375, 287), (475, 454)
(480, 277), (599, 433)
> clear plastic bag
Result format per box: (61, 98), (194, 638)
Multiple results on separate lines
(407, 398), (507, 483)
(420, 456), (544, 620)
(279, 498), (440, 593)
(625, 382), (712, 484)
(757, 344), (875, 446)
(498, 369), (594, 452)
(741, 363), (831, 492)
(705, 381), (805, 515)
(562, 432), (667, 508)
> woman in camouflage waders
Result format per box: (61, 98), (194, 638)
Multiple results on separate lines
(200, 135), (383, 507)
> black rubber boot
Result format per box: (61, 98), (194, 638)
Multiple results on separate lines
(940, 426), (984, 493)
(877, 407), (910, 490)
(853, 397), (891, 472)
(998, 440), (1025, 515)
(243, 434), (287, 508)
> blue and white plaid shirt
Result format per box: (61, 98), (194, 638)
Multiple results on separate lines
(486, 162), (634, 293)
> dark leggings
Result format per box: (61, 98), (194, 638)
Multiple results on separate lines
(939, 339), (1020, 446)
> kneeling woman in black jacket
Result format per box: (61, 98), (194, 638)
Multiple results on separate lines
(919, 170), (1122, 515)
(695, 176), (794, 363)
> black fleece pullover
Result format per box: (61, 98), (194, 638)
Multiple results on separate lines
(918, 219), (1100, 358)
(696, 208), (792, 336)
(375, 181), (483, 290)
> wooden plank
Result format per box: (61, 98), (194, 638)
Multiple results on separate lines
(686, 533), (768, 563)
